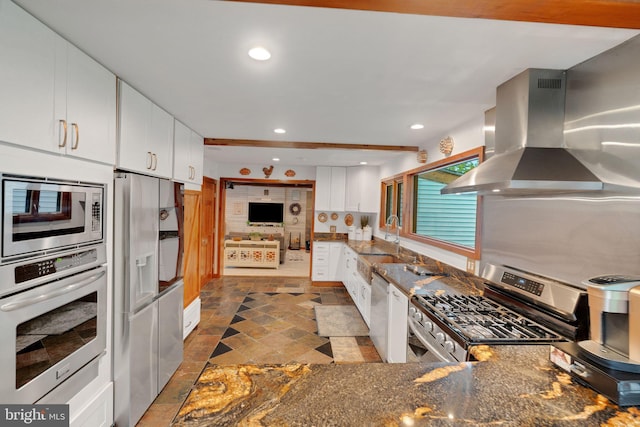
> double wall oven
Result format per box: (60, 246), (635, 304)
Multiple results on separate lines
(0, 174), (107, 404)
(407, 263), (590, 363)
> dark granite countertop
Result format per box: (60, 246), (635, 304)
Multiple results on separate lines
(374, 262), (483, 298)
(173, 345), (640, 426)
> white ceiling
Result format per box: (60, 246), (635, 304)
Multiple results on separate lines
(14, 0), (639, 167)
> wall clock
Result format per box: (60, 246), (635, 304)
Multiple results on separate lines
(289, 202), (302, 216)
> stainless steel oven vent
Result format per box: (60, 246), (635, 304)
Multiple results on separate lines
(442, 68), (604, 195)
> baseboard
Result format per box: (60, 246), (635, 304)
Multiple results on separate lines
(311, 281), (344, 287)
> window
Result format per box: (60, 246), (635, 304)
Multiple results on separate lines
(380, 175), (403, 229)
(407, 148), (483, 258)
(380, 147), (483, 259)
(413, 158), (479, 247)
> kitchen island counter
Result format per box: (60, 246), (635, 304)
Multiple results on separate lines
(172, 345), (639, 426)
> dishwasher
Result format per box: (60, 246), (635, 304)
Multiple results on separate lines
(370, 272), (389, 362)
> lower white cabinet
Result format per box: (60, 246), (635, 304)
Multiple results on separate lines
(359, 279), (371, 326)
(183, 297), (201, 339)
(342, 246), (371, 327)
(312, 242), (343, 281)
(387, 283), (408, 363)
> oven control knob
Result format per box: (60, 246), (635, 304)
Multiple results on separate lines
(435, 332), (446, 344)
(409, 306), (417, 317)
(424, 320), (433, 332)
(444, 341), (455, 353)
(413, 311), (423, 322)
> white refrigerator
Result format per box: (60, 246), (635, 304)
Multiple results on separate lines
(113, 172), (184, 427)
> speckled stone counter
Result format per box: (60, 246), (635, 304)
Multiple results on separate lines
(374, 262), (483, 298)
(172, 345), (640, 426)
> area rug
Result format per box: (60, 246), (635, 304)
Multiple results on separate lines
(314, 305), (369, 337)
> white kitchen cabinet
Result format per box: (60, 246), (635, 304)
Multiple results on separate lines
(56, 40), (117, 164)
(345, 166), (380, 212)
(387, 283), (408, 363)
(173, 119), (203, 185)
(311, 242), (330, 281)
(312, 242), (344, 281)
(315, 166), (346, 211)
(0, 0), (116, 164)
(328, 242), (343, 281)
(359, 278), (371, 326)
(118, 80), (174, 178)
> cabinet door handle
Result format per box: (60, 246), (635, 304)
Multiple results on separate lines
(152, 153), (158, 170)
(58, 119), (68, 148)
(71, 123), (79, 150)
(147, 151), (153, 169)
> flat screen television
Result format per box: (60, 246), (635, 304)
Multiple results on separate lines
(248, 202), (284, 224)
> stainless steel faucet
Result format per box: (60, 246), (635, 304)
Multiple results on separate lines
(385, 214), (400, 242)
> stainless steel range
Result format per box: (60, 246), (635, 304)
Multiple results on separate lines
(408, 263), (589, 363)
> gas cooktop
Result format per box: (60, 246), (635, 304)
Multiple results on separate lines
(413, 292), (565, 344)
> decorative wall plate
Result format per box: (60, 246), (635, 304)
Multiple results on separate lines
(344, 213), (354, 226)
(239, 168), (251, 175)
(285, 169), (296, 177)
(439, 136), (454, 155)
(331, 212), (339, 221)
(289, 202), (302, 216)
(318, 212), (328, 223)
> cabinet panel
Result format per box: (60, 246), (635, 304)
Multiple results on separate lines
(173, 120), (203, 184)
(0, 1), (116, 164)
(0, 0), (56, 151)
(64, 42), (116, 164)
(346, 166), (379, 212)
(118, 81), (173, 177)
(387, 284), (408, 363)
(315, 167), (345, 211)
(314, 167), (332, 211)
(329, 167), (346, 211)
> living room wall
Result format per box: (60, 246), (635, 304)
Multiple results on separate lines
(224, 184), (311, 249)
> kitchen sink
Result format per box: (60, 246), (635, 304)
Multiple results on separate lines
(357, 254), (407, 284)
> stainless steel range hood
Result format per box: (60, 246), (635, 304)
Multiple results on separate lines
(442, 68), (603, 195)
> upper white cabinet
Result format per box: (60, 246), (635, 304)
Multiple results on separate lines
(118, 81), (174, 178)
(0, 0), (116, 164)
(315, 166), (346, 211)
(345, 166), (380, 212)
(56, 41), (117, 164)
(173, 120), (203, 185)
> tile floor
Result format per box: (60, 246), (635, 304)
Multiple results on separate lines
(136, 276), (381, 427)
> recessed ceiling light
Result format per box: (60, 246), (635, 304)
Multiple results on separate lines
(272, 157), (280, 161)
(248, 46), (271, 61)
(410, 123), (424, 130)
(360, 161), (368, 165)
(274, 128), (286, 134)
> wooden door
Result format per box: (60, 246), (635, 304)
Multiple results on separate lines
(200, 177), (216, 286)
(183, 189), (201, 308)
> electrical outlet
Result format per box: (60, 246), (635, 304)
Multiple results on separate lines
(330, 225), (336, 233)
(466, 258), (476, 274)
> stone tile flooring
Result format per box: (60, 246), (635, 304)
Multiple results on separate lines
(137, 276), (381, 427)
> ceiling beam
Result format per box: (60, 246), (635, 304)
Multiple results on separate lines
(229, 0), (640, 29)
(205, 138), (420, 152)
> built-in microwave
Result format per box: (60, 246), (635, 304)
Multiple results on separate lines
(2, 174), (104, 261)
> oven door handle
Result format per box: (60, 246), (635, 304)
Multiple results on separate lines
(1, 270), (105, 312)
(408, 317), (456, 363)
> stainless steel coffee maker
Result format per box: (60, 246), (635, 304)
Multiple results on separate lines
(579, 275), (640, 373)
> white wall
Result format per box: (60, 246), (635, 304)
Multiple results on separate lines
(214, 162), (316, 181)
(376, 114), (485, 271)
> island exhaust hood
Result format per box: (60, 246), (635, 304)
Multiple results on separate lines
(441, 68), (603, 195)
